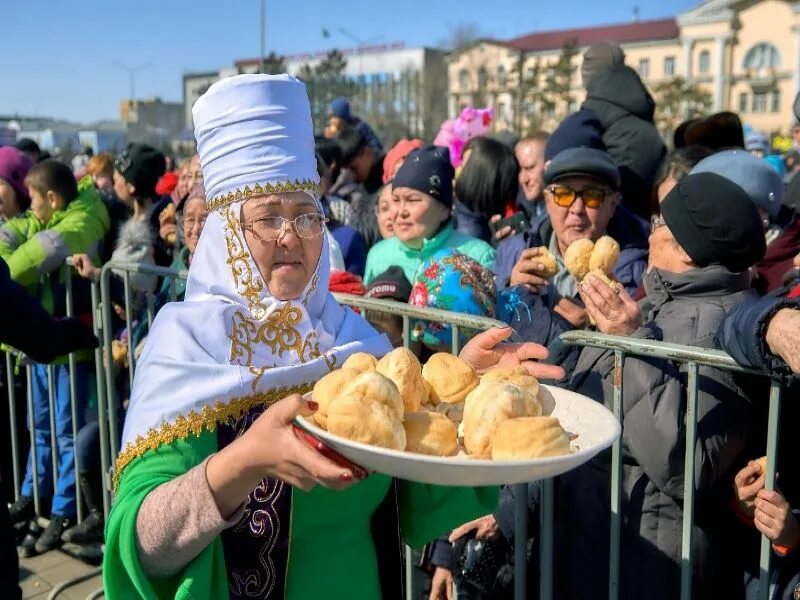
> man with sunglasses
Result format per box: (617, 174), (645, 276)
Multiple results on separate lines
(494, 146), (649, 333)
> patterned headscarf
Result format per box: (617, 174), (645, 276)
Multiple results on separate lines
(408, 249), (496, 348)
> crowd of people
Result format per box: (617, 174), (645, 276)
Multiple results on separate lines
(0, 40), (799, 600)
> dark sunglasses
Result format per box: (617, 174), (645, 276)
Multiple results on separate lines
(547, 185), (611, 209)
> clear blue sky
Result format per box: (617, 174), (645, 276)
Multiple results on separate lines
(1, 0), (696, 123)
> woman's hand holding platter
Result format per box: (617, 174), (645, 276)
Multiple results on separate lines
(207, 394), (365, 518)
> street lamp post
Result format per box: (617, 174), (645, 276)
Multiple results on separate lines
(338, 28), (384, 76)
(113, 61), (152, 109)
(260, 0), (266, 74)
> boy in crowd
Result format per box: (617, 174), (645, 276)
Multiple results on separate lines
(0, 159), (109, 555)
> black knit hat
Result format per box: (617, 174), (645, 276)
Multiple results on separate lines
(114, 143), (166, 198)
(392, 145), (454, 208)
(365, 266), (412, 302)
(660, 172), (766, 272)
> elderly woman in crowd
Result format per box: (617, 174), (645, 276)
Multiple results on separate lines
(363, 145), (496, 285)
(691, 150), (800, 295)
(103, 74), (562, 599)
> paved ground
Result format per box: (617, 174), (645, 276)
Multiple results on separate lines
(19, 547), (103, 600)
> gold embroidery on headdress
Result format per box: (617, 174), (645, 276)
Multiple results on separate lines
(208, 179), (321, 213)
(229, 303), (326, 382)
(225, 206), (268, 319)
(113, 382), (314, 491)
(302, 273), (319, 307)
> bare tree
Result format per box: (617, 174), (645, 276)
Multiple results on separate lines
(652, 77), (713, 138)
(438, 23), (484, 52)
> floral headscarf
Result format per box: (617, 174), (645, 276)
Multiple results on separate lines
(408, 249), (496, 348)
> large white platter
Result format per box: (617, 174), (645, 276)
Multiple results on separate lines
(294, 384), (620, 486)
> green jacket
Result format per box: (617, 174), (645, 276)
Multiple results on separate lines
(0, 178), (110, 308)
(363, 222), (496, 285)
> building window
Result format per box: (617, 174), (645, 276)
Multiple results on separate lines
(459, 69), (469, 91)
(753, 91), (768, 113)
(478, 67), (488, 90)
(739, 92), (748, 113)
(544, 104), (555, 120)
(525, 100), (536, 115)
(664, 56), (675, 77)
(638, 58), (650, 79)
(772, 89), (781, 113)
(699, 50), (710, 74)
(526, 67), (536, 83)
(744, 43), (781, 70)
(497, 65), (507, 87)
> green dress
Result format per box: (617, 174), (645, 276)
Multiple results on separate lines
(104, 408), (497, 599)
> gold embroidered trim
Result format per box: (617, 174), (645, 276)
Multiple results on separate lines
(208, 179), (321, 213)
(113, 382), (314, 491)
(229, 303), (327, 392)
(225, 206), (268, 319)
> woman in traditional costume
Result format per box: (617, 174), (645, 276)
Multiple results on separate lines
(103, 74), (562, 599)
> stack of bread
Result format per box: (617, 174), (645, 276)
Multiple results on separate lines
(309, 348), (573, 461)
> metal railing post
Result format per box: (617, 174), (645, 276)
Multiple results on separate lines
(757, 381), (782, 600)
(91, 281), (112, 516)
(6, 353), (21, 500)
(100, 266), (121, 466)
(539, 479), (554, 600)
(680, 363), (700, 599)
(26, 365), (40, 515)
(515, 482), (529, 599)
(64, 262), (83, 522)
(608, 350), (625, 600)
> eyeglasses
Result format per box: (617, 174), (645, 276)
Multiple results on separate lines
(650, 214), (667, 233)
(184, 216), (207, 232)
(242, 213), (327, 242)
(547, 185), (610, 209)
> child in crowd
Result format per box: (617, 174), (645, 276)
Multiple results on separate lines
(364, 266), (412, 348)
(0, 159), (109, 555)
(734, 459), (800, 599)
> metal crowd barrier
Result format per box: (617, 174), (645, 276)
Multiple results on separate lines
(558, 330), (784, 600)
(3, 258), (789, 600)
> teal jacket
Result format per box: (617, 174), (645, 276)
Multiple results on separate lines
(363, 222), (496, 286)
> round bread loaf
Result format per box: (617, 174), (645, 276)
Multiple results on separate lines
(341, 352), (378, 374)
(311, 367), (361, 429)
(403, 411), (458, 456)
(326, 372), (406, 450)
(535, 246), (559, 279)
(491, 416), (571, 459)
(479, 366), (540, 399)
(376, 347), (428, 412)
(564, 238), (594, 281)
(422, 353), (479, 405)
(588, 235), (620, 275)
(462, 382), (542, 458)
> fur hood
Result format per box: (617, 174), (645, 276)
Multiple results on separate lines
(111, 218), (157, 293)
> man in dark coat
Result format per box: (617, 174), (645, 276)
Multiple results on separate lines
(582, 64), (667, 220)
(0, 259), (98, 600)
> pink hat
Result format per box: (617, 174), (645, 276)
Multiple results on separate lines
(0, 146), (34, 207)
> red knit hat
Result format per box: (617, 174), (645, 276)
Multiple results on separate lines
(155, 171), (179, 196)
(382, 138), (424, 184)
